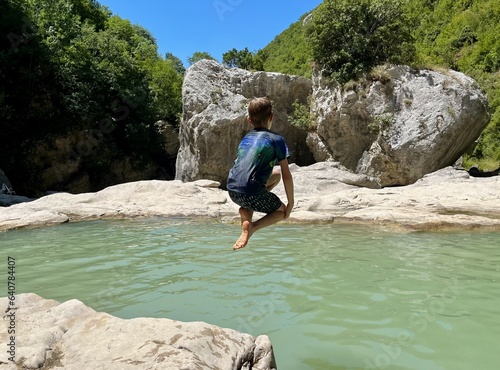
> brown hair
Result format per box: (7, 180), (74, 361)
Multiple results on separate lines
(248, 97), (273, 127)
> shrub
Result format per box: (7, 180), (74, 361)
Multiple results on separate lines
(306, 0), (416, 83)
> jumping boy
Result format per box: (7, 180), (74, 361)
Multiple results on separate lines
(227, 97), (294, 250)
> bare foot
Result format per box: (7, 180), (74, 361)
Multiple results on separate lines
(233, 220), (252, 250)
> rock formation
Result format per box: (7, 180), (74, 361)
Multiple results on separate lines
(2, 164), (500, 231)
(1, 165), (500, 368)
(308, 65), (490, 186)
(25, 131), (162, 195)
(14, 117), (181, 196)
(0, 293), (277, 370)
(176, 59), (315, 186)
(177, 61), (489, 188)
(0, 169), (14, 195)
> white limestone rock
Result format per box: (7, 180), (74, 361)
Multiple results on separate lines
(0, 293), (277, 370)
(176, 59), (314, 186)
(1, 165), (500, 231)
(309, 65), (490, 186)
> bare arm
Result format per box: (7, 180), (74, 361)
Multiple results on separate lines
(279, 158), (294, 219)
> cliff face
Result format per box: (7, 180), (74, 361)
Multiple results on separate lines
(14, 120), (179, 196)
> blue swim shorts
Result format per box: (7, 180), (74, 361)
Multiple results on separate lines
(228, 190), (283, 214)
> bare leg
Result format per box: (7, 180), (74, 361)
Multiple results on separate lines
(251, 204), (286, 234)
(233, 207), (254, 250)
(232, 204), (286, 250)
(266, 168), (281, 191)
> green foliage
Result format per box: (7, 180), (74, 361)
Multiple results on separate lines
(368, 114), (396, 134)
(187, 51), (216, 65)
(222, 47), (263, 70)
(259, 14), (314, 78)
(0, 0), (184, 195)
(426, 3), (500, 80)
(306, 0), (416, 83)
(149, 58), (183, 125)
(462, 156), (500, 171)
(165, 52), (186, 74)
(288, 100), (314, 130)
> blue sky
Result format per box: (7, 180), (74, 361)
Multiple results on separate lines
(98, 0), (323, 66)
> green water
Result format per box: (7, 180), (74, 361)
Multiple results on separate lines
(1, 219), (499, 370)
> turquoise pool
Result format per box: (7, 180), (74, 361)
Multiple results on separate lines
(1, 219), (499, 369)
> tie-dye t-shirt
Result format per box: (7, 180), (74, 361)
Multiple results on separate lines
(227, 128), (288, 196)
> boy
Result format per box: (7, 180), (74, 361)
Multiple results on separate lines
(227, 97), (294, 250)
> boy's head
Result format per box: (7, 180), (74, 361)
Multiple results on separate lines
(247, 97), (273, 128)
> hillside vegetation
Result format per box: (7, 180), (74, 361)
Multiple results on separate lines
(260, 15), (314, 78)
(255, 0), (500, 168)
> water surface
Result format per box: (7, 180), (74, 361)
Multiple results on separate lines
(1, 219), (499, 370)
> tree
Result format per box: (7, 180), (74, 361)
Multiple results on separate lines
(165, 52), (186, 74)
(149, 59), (183, 125)
(259, 13), (314, 77)
(222, 47), (253, 69)
(187, 51), (216, 65)
(306, 0), (416, 83)
(0, 0), (183, 194)
(222, 47), (266, 71)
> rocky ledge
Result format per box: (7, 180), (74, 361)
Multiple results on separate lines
(1, 164), (499, 369)
(0, 294), (277, 370)
(1, 163), (500, 231)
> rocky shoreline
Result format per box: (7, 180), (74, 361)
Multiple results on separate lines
(0, 294), (277, 370)
(2, 163), (499, 369)
(1, 163), (500, 232)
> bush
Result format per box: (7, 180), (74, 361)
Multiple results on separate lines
(306, 0), (416, 83)
(288, 99), (314, 130)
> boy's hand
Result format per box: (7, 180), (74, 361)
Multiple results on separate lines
(284, 203), (293, 219)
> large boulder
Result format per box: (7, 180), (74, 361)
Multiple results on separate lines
(308, 65), (490, 186)
(176, 59), (314, 186)
(0, 293), (277, 370)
